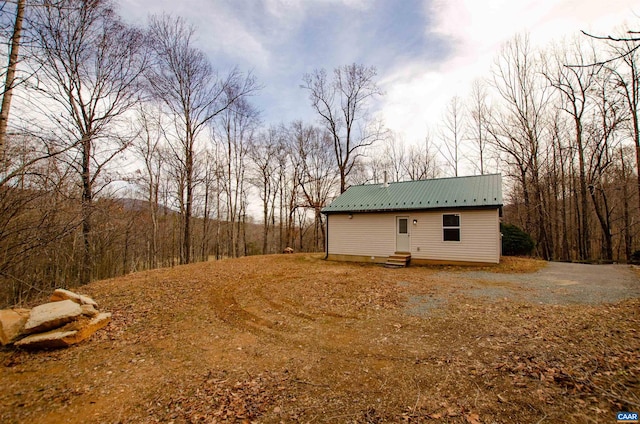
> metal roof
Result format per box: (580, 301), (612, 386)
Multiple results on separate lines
(321, 174), (502, 214)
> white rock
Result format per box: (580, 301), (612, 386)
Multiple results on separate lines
(23, 300), (83, 334)
(16, 312), (111, 349)
(81, 304), (99, 317)
(0, 309), (30, 345)
(50, 288), (98, 308)
(15, 329), (79, 349)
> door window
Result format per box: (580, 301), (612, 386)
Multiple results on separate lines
(398, 218), (408, 234)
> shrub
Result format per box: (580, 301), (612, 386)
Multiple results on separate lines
(630, 250), (640, 265)
(501, 223), (535, 256)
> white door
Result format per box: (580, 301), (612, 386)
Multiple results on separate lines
(396, 216), (410, 252)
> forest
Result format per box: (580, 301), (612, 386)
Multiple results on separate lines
(1, 0), (639, 306)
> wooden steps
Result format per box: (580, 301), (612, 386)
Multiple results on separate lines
(384, 252), (411, 268)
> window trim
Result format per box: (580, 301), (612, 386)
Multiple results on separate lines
(442, 213), (461, 242)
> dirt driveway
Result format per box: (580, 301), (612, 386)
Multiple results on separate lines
(434, 261), (640, 305)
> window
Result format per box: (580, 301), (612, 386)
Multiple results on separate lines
(443, 214), (460, 241)
(398, 218), (408, 234)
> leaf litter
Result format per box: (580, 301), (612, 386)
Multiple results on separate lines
(1, 254), (638, 423)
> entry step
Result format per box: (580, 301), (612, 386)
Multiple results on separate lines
(384, 253), (411, 268)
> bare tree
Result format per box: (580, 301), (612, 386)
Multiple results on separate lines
(438, 95), (466, 177)
(607, 33), (640, 215)
(468, 79), (490, 175)
(585, 70), (624, 261)
(619, 145), (635, 260)
(282, 133), (302, 251)
(363, 132), (406, 183)
(302, 63), (385, 193)
(488, 34), (553, 258)
(215, 95), (259, 258)
(131, 103), (165, 268)
(360, 130), (440, 184)
(355, 147), (389, 185)
(548, 110), (572, 260)
(0, 134), (77, 305)
(384, 132), (408, 182)
(249, 126), (285, 254)
(579, 26), (640, 229)
(290, 122), (338, 251)
(404, 133), (440, 180)
(579, 29), (640, 65)
(544, 37), (600, 260)
(145, 14), (257, 264)
(197, 147), (222, 262)
(28, 0), (147, 284)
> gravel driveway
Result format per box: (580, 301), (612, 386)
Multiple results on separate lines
(435, 262), (640, 305)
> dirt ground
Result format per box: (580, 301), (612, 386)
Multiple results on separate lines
(1, 255), (639, 423)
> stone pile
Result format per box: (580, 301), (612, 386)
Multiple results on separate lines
(0, 289), (111, 350)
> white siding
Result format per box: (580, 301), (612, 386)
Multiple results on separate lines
(410, 209), (500, 263)
(328, 213), (395, 257)
(327, 208), (500, 263)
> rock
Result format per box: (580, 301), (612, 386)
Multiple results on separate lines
(14, 329), (79, 349)
(8, 289), (110, 350)
(0, 309), (30, 346)
(23, 300), (83, 334)
(283, 247), (294, 254)
(50, 288), (98, 309)
(15, 313), (111, 350)
(81, 304), (99, 317)
(70, 312), (111, 342)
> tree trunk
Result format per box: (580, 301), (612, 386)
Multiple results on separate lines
(0, 0), (25, 163)
(339, 166), (346, 194)
(621, 148), (633, 261)
(572, 171), (582, 260)
(318, 210), (326, 253)
(574, 118), (591, 261)
(182, 137), (193, 265)
(201, 179), (210, 262)
(279, 172), (284, 252)
(559, 148), (570, 261)
(123, 224), (130, 274)
(81, 136), (93, 285)
(150, 181), (159, 268)
(589, 186), (613, 261)
(263, 188), (269, 254)
(634, 111), (640, 216)
(215, 173), (222, 260)
(531, 169), (550, 260)
(242, 209), (248, 256)
(519, 168), (532, 236)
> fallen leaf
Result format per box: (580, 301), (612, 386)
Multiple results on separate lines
(466, 412), (482, 424)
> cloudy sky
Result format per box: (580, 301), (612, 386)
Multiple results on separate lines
(118, 0), (639, 147)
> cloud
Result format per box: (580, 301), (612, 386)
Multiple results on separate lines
(116, 0), (639, 146)
(240, 0), (451, 125)
(118, 0), (273, 69)
(378, 0), (640, 147)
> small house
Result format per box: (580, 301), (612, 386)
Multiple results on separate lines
(321, 174), (503, 266)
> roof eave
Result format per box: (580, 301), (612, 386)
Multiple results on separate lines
(322, 203), (503, 215)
